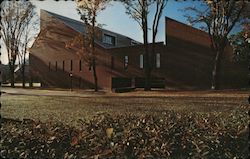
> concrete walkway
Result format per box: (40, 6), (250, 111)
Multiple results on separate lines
(1, 87), (108, 98)
(1, 87), (249, 98)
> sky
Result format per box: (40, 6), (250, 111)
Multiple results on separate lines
(31, 0), (197, 42)
(0, 0), (201, 64)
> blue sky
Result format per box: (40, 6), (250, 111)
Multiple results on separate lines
(30, 0), (199, 42)
(1, 0), (202, 64)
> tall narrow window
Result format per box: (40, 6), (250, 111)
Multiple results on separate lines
(49, 62), (51, 71)
(62, 60), (65, 72)
(55, 61), (57, 71)
(140, 54), (144, 69)
(156, 53), (160, 68)
(111, 56), (114, 69)
(79, 60), (82, 71)
(70, 60), (73, 71)
(124, 55), (128, 70)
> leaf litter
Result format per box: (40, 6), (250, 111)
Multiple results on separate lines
(0, 109), (248, 158)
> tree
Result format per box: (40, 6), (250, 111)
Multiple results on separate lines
(229, 24), (250, 63)
(184, 0), (249, 90)
(18, 7), (38, 88)
(120, 0), (150, 91)
(75, 0), (111, 92)
(151, 0), (167, 81)
(229, 7), (250, 63)
(120, 0), (167, 91)
(0, 0), (37, 87)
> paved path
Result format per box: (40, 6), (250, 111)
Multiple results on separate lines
(1, 87), (107, 98)
(1, 87), (249, 98)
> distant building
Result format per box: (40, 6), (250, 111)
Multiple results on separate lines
(29, 10), (247, 90)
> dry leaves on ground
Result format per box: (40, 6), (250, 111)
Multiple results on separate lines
(0, 109), (248, 159)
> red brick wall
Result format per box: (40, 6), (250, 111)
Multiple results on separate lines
(165, 17), (248, 89)
(30, 12), (113, 89)
(29, 13), (248, 90)
(166, 17), (211, 47)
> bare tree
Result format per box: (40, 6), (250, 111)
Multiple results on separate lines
(20, 18), (38, 88)
(0, 0), (37, 87)
(121, 0), (150, 90)
(151, 0), (167, 78)
(184, 0), (249, 90)
(74, 0), (111, 92)
(120, 0), (167, 91)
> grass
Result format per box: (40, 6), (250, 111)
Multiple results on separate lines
(1, 91), (248, 126)
(1, 90), (249, 158)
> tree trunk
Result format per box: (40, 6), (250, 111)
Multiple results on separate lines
(144, 35), (150, 91)
(211, 49), (222, 90)
(91, 14), (98, 92)
(9, 62), (15, 88)
(92, 58), (98, 92)
(151, 32), (157, 77)
(22, 46), (27, 88)
(143, 3), (150, 91)
(22, 59), (26, 88)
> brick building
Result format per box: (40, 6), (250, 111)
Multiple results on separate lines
(29, 10), (248, 90)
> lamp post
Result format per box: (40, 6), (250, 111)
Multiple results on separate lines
(70, 73), (73, 91)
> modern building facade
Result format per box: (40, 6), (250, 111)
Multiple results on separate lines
(29, 10), (248, 90)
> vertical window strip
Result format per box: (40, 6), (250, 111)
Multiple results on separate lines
(156, 53), (160, 68)
(79, 60), (82, 71)
(140, 54), (144, 69)
(62, 60), (65, 71)
(70, 60), (73, 71)
(55, 61), (57, 71)
(124, 55), (128, 70)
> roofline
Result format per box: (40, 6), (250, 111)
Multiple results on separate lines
(165, 16), (209, 36)
(42, 9), (140, 43)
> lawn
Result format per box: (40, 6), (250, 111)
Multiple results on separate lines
(1, 90), (249, 158)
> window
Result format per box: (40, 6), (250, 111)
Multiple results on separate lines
(140, 54), (144, 69)
(103, 34), (115, 45)
(62, 61), (65, 71)
(79, 60), (82, 71)
(55, 61), (57, 71)
(111, 56), (114, 69)
(156, 53), (160, 68)
(49, 62), (51, 71)
(70, 60), (73, 71)
(124, 55), (128, 70)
